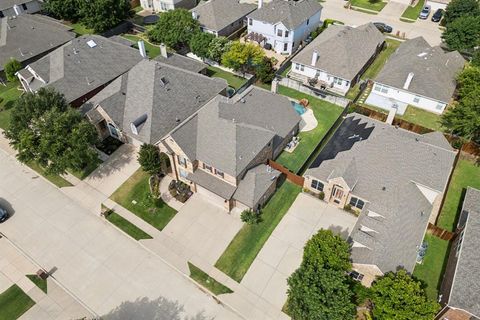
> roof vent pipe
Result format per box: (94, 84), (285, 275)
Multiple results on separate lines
(138, 41), (147, 59)
(160, 43), (168, 58)
(311, 50), (318, 66)
(403, 72), (414, 90)
(131, 114), (148, 135)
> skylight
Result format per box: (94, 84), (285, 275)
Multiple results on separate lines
(86, 40), (97, 48)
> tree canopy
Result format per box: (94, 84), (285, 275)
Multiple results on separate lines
(148, 9), (200, 49)
(255, 58), (276, 84)
(4, 59), (22, 82)
(4, 88), (99, 175)
(370, 269), (439, 320)
(444, 0), (480, 24)
(207, 37), (231, 62)
(189, 32), (215, 59)
(138, 144), (163, 175)
(442, 15), (480, 50)
(43, 0), (82, 22)
(80, 0), (132, 33)
(221, 41), (265, 74)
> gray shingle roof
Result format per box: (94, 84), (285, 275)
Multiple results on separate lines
(0, 0), (33, 10)
(233, 164), (280, 208)
(293, 23), (385, 81)
(188, 169), (237, 199)
(447, 187), (480, 318)
(306, 113), (456, 273)
(154, 52), (207, 73)
(0, 14), (75, 72)
(375, 37), (465, 103)
(191, 0), (256, 32)
(84, 59), (227, 144)
(21, 35), (143, 103)
(171, 86), (300, 177)
(247, 0), (322, 30)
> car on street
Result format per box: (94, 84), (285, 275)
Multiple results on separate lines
(0, 205), (8, 223)
(419, 5), (431, 19)
(373, 22), (393, 33)
(431, 9), (444, 22)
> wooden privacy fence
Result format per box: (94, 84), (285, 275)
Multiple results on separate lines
(268, 160), (305, 187)
(427, 223), (455, 241)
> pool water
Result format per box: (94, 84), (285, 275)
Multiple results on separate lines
(292, 102), (306, 115)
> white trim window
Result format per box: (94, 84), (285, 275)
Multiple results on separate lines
(413, 96), (420, 103)
(333, 77), (343, 86)
(310, 179), (324, 191)
(349, 196), (365, 210)
(374, 84), (389, 94)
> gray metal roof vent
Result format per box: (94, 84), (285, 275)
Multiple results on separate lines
(130, 114), (148, 135)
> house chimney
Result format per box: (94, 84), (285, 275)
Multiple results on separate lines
(138, 40), (147, 59)
(311, 50), (318, 66)
(192, 11), (198, 20)
(271, 78), (278, 93)
(258, 0), (263, 9)
(160, 43), (168, 58)
(386, 106), (397, 125)
(403, 72), (414, 90)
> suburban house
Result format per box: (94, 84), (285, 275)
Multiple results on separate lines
(0, 14), (75, 77)
(289, 23), (385, 96)
(163, 87), (301, 211)
(191, 0), (257, 37)
(0, 0), (42, 17)
(246, 0), (322, 55)
(437, 187), (480, 320)
(304, 113), (457, 285)
(365, 37), (465, 115)
(17, 35), (143, 107)
(139, 0), (197, 12)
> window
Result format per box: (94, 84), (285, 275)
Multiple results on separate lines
(249, 18), (252, 26)
(300, 64), (304, 71)
(306, 18), (310, 25)
(374, 84), (389, 94)
(179, 169), (188, 178)
(283, 43), (288, 51)
(413, 96), (420, 103)
(436, 103), (443, 110)
(349, 196), (365, 210)
(456, 230), (465, 257)
(295, 63), (299, 70)
(160, 2), (168, 10)
(215, 169), (224, 178)
(107, 123), (119, 138)
(333, 77), (343, 86)
(203, 163), (212, 172)
(22, 3), (27, 10)
(311, 180), (324, 191)
(177, 155), (187, 167)
(285, 30), (289, 37)
(277, 29), (283, 37)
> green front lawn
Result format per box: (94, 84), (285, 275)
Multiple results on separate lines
(0, 285), (35, 320)
(26, 275), (47, 294)
(362, 39), (402, 80)
(70, 23), (94, 36)
(206, 66), (248, 90)
(111, 169), (177, 231)
(68, 159), (102, 180)
(188, 263), (233, 295)
(350, 0), (387, 12)
(215, 182), (301, 282)
(0, 82), (22, 130)
(437, 159), (480, 232)
(398, 105), (443, 131)
(26, 162), (73, 188)
(275, 86), (343, 173)
(122, 34), (161, 58)
(401, 0), (425, 20)
(106, 209), (153, 240)
(412, 234), (450, 300)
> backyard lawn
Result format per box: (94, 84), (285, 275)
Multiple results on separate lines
(350, 0), (387, 12)
(206, 66), (248, 90)
(398, 105), (443, 131)
(105, 208), (153, 240)
(275, 86), (343, 173)
(437, 159), (480, 232)
(26, 275), (47, 294)
(188, 263), (233, 295)
(215, 181), (301, 282)
(0, 82), (22, 130)
(0, 285), (35, 320)
(401, 0), (425, 20)
(111, 169), (177, 231)
(122, 34), (161, 58)
(412, 234), (451, 300)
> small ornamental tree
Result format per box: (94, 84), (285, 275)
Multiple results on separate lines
(370, 269), (439, 320)
(240, 209), (262, 224)
(207, 36), (231, 62)
(148, 9), (200, 49)
(4, 59), (22, 82)
(138, 144), (162, 175)
(221, 41), (265, 75)
(255, 57), (275, 84)
(189, 32), (215, 59)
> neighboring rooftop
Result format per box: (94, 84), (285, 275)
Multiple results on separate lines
(192, 0), (256, 32)
(375, 37), (465, 103)
(447, 187), (480, 318)
(171, 86), (300, 178)
(154, 51), (207, 73)
(19, 35), (143, 103)
(247, 0), (322, 30)
(233, 164), (281, 208)
(293, 23), (385, 81)
(306, 113), (456, 273)
(84, 59), (227, 144)
(0, 0), (34, 10)
(0, 14), (75, 72)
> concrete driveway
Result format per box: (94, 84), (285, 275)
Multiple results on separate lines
(240, 192), (357, 310)
(0, 150), (241, 319)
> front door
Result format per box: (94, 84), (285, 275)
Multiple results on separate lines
(331, 185), (344, 205)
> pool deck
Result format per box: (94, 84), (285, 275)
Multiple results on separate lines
(300, 108), (318, 132)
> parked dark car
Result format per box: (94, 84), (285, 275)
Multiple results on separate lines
(0, 205), (9, 223)
(419, 5), (431, 19)
(431, 8), (444, 22)
(373, 22), (393, 33)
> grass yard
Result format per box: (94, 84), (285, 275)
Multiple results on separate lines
(362, 39), (402, 80)
(398, 105), (443, 131)
(215, 181), (301, 282)
(26, 275), (47, 294)
(188, 263), (233, 295)
(350, 0), (387, 12)
(68, 159), (102, 180)
(206, 66), (248, 90)
(106, 209), (153, 240)
(26, 162), (73, 188)
(122, 34), (161, 58)
(0, 285), (35, 320)
(412, 234), (450, 300)
(275, 86), (343, 173)
(0, 82), (22, 130)
(401, 0), (425, 20)
(437, 159), (480, 232)
(70, 23), (94, 36)
(111, 169), (177, 231)
(254, 81), (271, 91)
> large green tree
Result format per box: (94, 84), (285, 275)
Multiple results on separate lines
(444, 0), (480, 24)
(80, 0), (132, 33)
(189, 32), (215, 59)
(138, 144), (162, 175)
(4, 59), (22, 82)
(207, 37), (231, 62)
(5, 88), (98, 175)
(43, 0), (82, 22)
(221, 41), (265, 74)
(442, 15), (480, 50)
(370, 269), (439, 320)
(148, 9), (200, 49)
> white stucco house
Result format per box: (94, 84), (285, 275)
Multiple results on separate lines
(139, 0), (197, 12)
(0, 0), (42, 17)
(289, 23), (384, 96)
(365, 37), (465, 115)
(246, 0), (322, 55)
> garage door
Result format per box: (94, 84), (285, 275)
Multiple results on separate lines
(196, 185), (227, 208)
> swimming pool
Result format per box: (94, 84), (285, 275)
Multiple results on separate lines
(291, 101), (306, 115)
